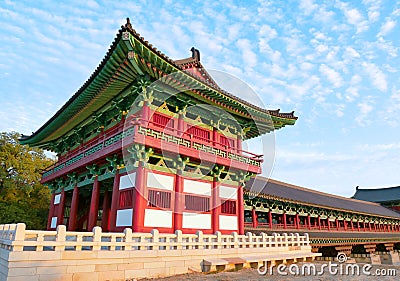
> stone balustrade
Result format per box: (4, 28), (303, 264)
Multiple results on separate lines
(0, 223), (315, 281)
(0, 223), (309, 253)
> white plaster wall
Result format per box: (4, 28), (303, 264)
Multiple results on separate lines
(50, 217), (57, 228)
(182, 212), (211, 229)
(183, 179), (211, 196)
(147, 172), (174, 191)
(144, 209), (173, 228)
(219, 215), (238, 230)
(53, 194), (61, 205)
(116, 209), (133, 227)
(119, 173), (136, 190)
(219, 185), (237, 199)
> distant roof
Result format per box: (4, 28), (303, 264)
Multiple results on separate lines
(352, 186), (400, 203)
(245, 177), (400, 219)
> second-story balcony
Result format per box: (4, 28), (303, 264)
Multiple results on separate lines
(41, 115), (263, 182)
(132, 116), (263, 174)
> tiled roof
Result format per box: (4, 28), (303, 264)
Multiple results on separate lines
(352, 186), (400, 203)
(246, 177), (400, 218)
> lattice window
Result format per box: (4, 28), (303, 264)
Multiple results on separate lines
(152, 113), (174, 128)
(220, 136), (234, 148)
(184, 195), (210, 212)
(119, 189), (134, 208)
(148, 189), (171, 209)
(186, 126), (210, 141)
(221, 200), (236, 214)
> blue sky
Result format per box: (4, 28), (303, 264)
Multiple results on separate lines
(1, 0), (399, 197)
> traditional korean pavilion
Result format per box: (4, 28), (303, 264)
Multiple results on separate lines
(19, 19), (297, 234)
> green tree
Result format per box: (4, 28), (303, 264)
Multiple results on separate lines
(0, 131), (55, 229)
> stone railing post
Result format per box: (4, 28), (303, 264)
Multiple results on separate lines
(231, 232), (239, 249)
(294, 233), (300, 246)
(304, 233), (309, 245)
(124, 228), (133, 251)
(151, 229), (159, 250)
(261, 232), (267, 248)
(92, 226), (102, 251)
(282, 233), (288, 247)
(289, 233), (294, 246)
(215, 231), (222, 249)
(12, 223), (26, 251)
(174, 230), (182, 250)
(55, 225), (67, 251)
(246, 232), (253, 248)
(273, 232), (278, 247)
(196, 230), (203, 250)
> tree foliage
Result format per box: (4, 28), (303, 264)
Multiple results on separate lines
(0, 132), (55, 229)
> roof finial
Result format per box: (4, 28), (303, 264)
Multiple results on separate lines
(125, 17), (133, 30)
(356, 186), (359, 190)
(190, 47), (200, 61)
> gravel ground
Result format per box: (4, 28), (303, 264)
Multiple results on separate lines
(136, 262), (400, 281)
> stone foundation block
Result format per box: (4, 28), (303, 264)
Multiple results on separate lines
(72, 272), (99, 281)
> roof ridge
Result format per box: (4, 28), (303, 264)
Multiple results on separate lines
(356, 186), (400, 191)
(263, 178), (384, 207)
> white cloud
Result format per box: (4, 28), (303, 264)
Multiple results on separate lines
(363, 0), (382, 22)
(336, 1), (369, 33)
(361, 62), (387, 92)
(258, 24), (278, 41)
(356, 98), (374, 126)
(299, 0), (318, 15)
(236, 39), (258, 68)
(319, 64), (343, 88)
(378, 18), (396, 37)
(344, 46), (361, 59)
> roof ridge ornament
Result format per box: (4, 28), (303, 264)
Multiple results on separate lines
(124, 17), (133, 31)
(190, 47), (200, 61)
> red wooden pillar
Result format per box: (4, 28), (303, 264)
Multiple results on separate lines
(133, 164), (147, 232)
(177, 112), (184, 136)
(101, 188), (111, 231)
(296, 214), (300, 229)
(318, 217), (321, 230)
(351, 221), (354, 231)
(109, 170), (120, 231)
(336, 219), (339, 231)
(213, 128), (218, 148)
(373, 223), (376, 232)
(344, 221), (347, 231)
(269, 211), (273, 229)
(174, 173), (184, 232)
(252, 209), (258, 228)
(357, 222), (360, 232)
(237, 134), (242, 154)
(142, 102), (150, 124)
(307, 216), (311, 230)
(88, 177), (100, 231)
(57, 188), (66, 226)
(68, 185), (79, 230)
(283, 213), (287, 229)
(237, 185), (244, 235)
(327, 220), (331, 231)
(47, 193), (56, 230)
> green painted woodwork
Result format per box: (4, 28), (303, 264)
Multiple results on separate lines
(244, 193), (400, 225)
